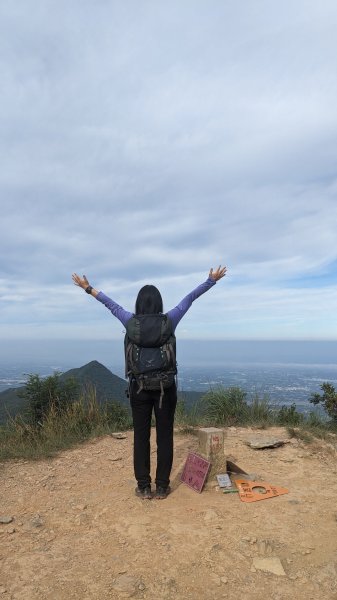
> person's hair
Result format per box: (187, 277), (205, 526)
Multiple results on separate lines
(135, 285), (163, 315)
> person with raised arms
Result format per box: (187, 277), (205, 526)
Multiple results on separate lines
(72, 265), (227, 500)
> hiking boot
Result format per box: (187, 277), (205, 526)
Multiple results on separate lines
(135, 486), (152, 500)
(154, 486), (171, 499)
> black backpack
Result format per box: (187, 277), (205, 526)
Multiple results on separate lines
(124, 314), (177, 407)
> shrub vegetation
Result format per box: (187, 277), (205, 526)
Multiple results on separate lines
(1, 375), (337, 461)
(0, 374), (132, 461)
(18, 372), (80, 426)
(202, 386), (249, 426)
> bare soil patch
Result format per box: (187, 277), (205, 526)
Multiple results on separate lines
(1, 427), (337, 599)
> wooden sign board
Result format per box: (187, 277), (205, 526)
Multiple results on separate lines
(180, 452), (211, 493)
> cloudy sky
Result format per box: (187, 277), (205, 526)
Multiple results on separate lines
(1, 0), (337, 346)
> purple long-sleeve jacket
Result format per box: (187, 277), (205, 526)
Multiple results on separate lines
(96, 277), (216, 331)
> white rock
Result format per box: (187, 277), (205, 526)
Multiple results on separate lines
(252, 557), (286, 577)
(0, 516), (13, 524)
(246, 437), (289, 449)
(112, 573), (139, 596)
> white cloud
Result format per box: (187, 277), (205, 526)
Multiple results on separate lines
(1, 0), (337, 340)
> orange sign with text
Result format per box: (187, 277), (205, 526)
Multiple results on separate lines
(235, 479), (289, 503)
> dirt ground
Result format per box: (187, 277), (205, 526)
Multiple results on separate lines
(1, 426), (337, 600)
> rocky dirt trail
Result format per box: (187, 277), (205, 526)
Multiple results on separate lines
(1, 426), (337, 600)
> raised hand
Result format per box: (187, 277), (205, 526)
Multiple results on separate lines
(209, 265), (227, 281)
(72, 273), (90, 290)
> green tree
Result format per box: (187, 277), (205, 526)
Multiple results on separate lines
(309, 382), (337, 422)
(277, 403), (303, 426)
(19, 373), (79, 426)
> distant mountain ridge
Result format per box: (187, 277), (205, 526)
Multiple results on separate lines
(60, 360), (128, 403)
(0, 361), (128, 425)
(0, 360), (203, 425)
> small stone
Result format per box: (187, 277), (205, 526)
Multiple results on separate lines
(112, 573), (139, 596)
(111, 433), (127, 439)
(0, 517), (13, 524)
(220, 576), (228, 584)
(30, 514), (44, 528)
(39, 474), (54, 483)
(0, 586), (7, 594)
(203, 509), (219, 522)
(107, 456), (122, 461)
(210, 573), (221, 586)
(245, 436), (289, 449)
(7, 528), (15, 534)
(211, 544), (222, 553)
(75, 513), (89, 525)
(76, 504), (87, 511)
(138, 583), (145, 591)
(252, 557), (286, 577)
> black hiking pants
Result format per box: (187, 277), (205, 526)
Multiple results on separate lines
(130, 380), (177, 490)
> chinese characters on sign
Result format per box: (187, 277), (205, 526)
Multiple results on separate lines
(235, 479), (289, 502)
(180, 452), (211, 493)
